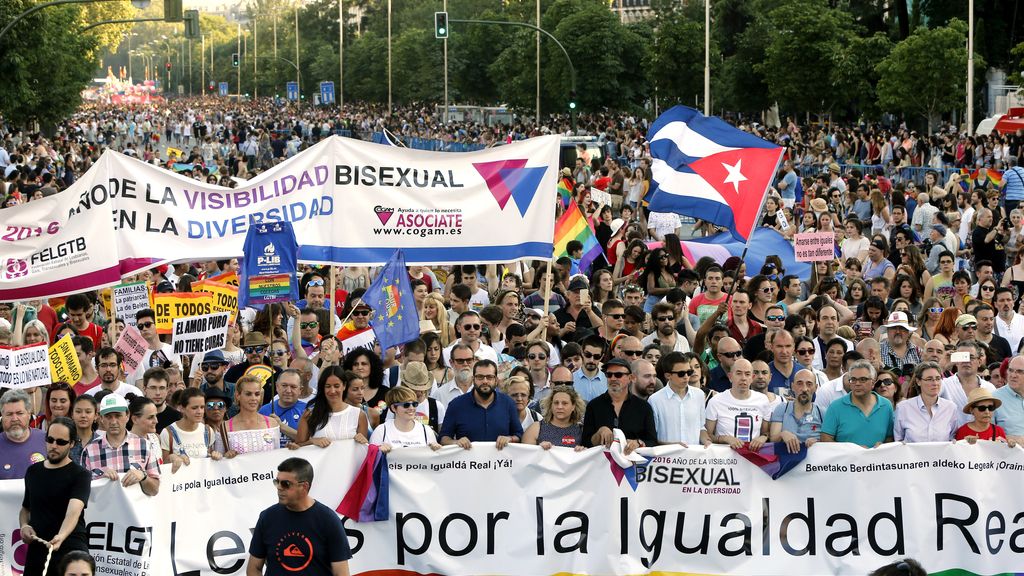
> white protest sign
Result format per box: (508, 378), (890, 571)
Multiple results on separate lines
(590, 188), (612, 207)
(114, 324), (149, 375)
(171, 311), (231, 355)
(341, 328), (377, 355)
(113, 281), (151, 327)
(0, 344), (50, 389)
(794, 231), (836, 262)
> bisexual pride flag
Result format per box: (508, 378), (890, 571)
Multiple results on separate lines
(647, 106), (784, 242)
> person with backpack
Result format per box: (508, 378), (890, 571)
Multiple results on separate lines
(370, 384), (442, 451)
(384, 362), (444, 437)
(161, 388), (223, 472)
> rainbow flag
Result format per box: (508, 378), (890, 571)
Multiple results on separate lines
(985, 168), (1003, 187)
(557, 177), (573, 208)
(554, 201), (602, 273)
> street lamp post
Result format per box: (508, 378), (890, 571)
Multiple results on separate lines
(967, 0), (974, 136)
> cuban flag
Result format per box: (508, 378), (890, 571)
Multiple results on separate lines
(647, 106), (784, 242)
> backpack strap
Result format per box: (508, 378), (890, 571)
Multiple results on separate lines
(388, 367), (400, 388)
(427, 398), (439, 433)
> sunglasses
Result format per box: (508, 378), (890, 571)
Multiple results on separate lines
(583, 351), (602, 359)
(137, 321), (155, 329)
(656, 316), (675, 322)
(270, 350), (288, 357)
(622, 350), (643, 357)
(766, 315), (785, 322)
(960, 323), (977, 330)
(461, 324), (481, 331)
(206, 401), (226, 409)
(982, 285), (996, 291)
(667, 369), (695, 377)
(759, 287), (774, 293)
(551, 380), (574, 386)
(200, 362), (225, 371)
(452, 357), (475, 365)
(272, 478), (306, 489)
(391, 402), (418, 409)
(306, 279), (325, 287)
(45, 436), (71, 446)
(973, 404), (996, 412)
(299, 321), (319, 329)
(607, 313), (625, 320)
(605, 371), (630, 379)
(351, 309), (371, 316)
(719, 351), (742, 359)
(244, 346), (267, 354)
(875, 379), (895, 388)
(797, 348), (815, 355)
(928, 307), (944, 314)
(527, 353), (547, 360)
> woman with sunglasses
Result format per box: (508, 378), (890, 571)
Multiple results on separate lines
(916, 298), (944, 341)
(369, 386), (442, 451)
(267, 338), (291, 371)
(294, 367), (369, 448)
(873, 370), (903, 407)
(955, 388), (1013, 445)
(744, 274), (777, 325)
(522, 385), (586, 450)
(976, 278), (999, 306)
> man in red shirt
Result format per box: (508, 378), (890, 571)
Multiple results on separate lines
(64, 294), (103, 350)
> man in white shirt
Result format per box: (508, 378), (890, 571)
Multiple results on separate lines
(83, 348), (144, 398)
(994, 287), (1024, 354)
(442, 311), (499, 365)
(128, 308), (180, 387)
(705, 358), (771, 450)
(940, 340), (995, 426)
(648, 352), (709, 446)
(431, 344), (476, 408)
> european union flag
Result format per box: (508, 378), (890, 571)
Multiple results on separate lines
(361, 249), (419, 352)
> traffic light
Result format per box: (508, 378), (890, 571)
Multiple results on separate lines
(164, 0), (182, 22)
(183, 10), (200, 39)
(165, 61), (171, 71)
(568, 90), (577, 110)
(232, 52), (239, 67)
(434, 11), (448, 39)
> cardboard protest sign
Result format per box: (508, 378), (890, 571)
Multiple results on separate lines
(192, 280), (239, 325)
(48, 334), (82, 384)
(114, 325), (149, 375)
(794, 232), (836, 262)
(153, 292), (214, 335)
(113, 281), (151, 327)
(0, 344), (51, 389)
(171, 312), (231, 356)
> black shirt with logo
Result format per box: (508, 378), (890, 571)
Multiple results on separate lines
(250, 501), (352, 575)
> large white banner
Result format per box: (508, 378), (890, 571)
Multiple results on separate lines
(2, 441), (1023, 575)
(0, 135), (559, 301)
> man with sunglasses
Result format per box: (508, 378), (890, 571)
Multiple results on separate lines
(199, 349), (236, 414)
(226, 333), (281, 395)
(442, 310), (499, 366)
(20, 416), (91, 576)
(83, 348), (143, 399)
(582, 358), (657, 451)
(707, 337), (743, 393)
(649, 352), (709, 446)
(573, 335), (609, 403)
(126, 308), (180, 388)
(247, 457), (352, 576)
(642, 302), (690, 353)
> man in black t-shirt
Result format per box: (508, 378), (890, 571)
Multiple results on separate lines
(247, 457), (352, 575)
(19, 417), (91, 576)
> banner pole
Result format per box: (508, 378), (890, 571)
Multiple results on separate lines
(329, 266), (337, 335)
(541, 258), (553, 319)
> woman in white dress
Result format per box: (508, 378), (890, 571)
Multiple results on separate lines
(292, 366), (369, 448)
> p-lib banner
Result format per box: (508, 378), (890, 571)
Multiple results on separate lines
(0, 135), (559, 301)
(2, 442), (1024, 575)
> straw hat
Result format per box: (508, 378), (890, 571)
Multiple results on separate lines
(962, 387), (1001, 414)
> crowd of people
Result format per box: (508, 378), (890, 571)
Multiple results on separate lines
(1, 97), (1023, 575)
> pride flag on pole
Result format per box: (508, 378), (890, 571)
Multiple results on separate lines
(557, 177), (574, 208)
(554, 201), (602, 273)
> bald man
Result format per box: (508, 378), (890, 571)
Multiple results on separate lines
(705, 358), (771, 451)
(707, 337), (743, 393)
(769, 369), (822, 453)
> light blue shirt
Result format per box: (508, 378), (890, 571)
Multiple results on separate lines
(821, 392), (894, 447)
(993, 385), (1024, 436)
(1003, 166), (1024, 202)
(770, 401), (823, 443)
(893, 396), (958, 443)
(573, 369), (607, 404)
(648, 385), (706, 444)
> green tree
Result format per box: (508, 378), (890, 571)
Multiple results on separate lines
(830, 32), (893, 119)
(644, 8), (710, 109)
(876, 18), (985, 132)
(0, 0), (99, 126)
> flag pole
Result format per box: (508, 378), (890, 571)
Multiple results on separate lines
(328, 266), (337, 335)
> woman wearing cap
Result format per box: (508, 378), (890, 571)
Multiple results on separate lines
(522, 385), (586, 450)
(956, 388), (1014, 446)
(371, 386), (442, 451)
(222, 376), (280, 457)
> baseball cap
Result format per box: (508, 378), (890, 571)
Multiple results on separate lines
(605, 358), (632, 373)
(98, 394), (128, 416)
(567, 277), (589, 292)
(956, 314), (978, 327)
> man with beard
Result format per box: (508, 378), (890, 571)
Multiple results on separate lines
(582, 358), (657, 451)
(642, 302), (690, 353)
(573, 335), (609, 403)
(432, 344), (476, 408)
(81, 394), (160, 495)
(0, 389), (46, 480)
(440, 359), (522, 448)
(83, 348), (143, 398)
(199, 349), (237, 416)
(751, 359), (782, 413)
(631, 359), (660, 400)
(769, 369), (823, 453)
(19, 417), (91, 575)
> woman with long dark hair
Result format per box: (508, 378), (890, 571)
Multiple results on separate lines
(343, 348), (388, 410)
(640, 248), (676, 313)
(293, 366), (369, 447)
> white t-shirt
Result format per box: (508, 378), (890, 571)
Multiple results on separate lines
(648, 211), (681, 239)
(384, 397), (446, 430)
(129, 343), (181, 386)
(469, 288), (491, 312)
(369, 420), (437, 448)
(83, 381), (144, 398)
(705, 390), (771, 442)
(161, 422), (213, 459)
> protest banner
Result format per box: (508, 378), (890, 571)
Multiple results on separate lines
(341, 329), (376, 355)
(589, 188), (612, 208)
(113, 281), (152, 327)
(152, 291), (214, 335)
(171, 311), (231, 355)
(100, 287), (113, 320)
(0, 442), (1022, 576)
(0, 136), (559, 302)
(48, 334), (82, 384)
(0, 344), (51, 389)
(192, 279), (239, 325)
(794, 231), (836, 262)
(114, 324), (149, 375)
